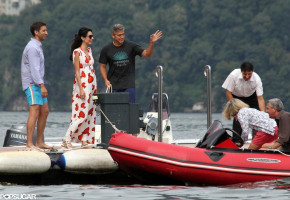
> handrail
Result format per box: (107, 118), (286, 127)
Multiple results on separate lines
(155, 65), (163, 142)
(204, 65), (212, 128)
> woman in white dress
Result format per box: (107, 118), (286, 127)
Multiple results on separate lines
(62, 27), (97, 148)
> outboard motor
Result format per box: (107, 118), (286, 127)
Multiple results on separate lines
(139, 93), (172, 143)
(146, 116), (158, 139)
(3, 125), (38, 147)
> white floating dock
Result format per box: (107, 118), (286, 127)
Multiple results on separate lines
(57, 149), (118, 174)
(0, 151), (51, 174)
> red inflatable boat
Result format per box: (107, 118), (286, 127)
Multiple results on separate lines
(108, 121), (290, 185)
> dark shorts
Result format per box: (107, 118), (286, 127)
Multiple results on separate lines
(113, 88), (135, 103)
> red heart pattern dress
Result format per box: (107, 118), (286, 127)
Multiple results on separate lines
(64, 47), (97, 144)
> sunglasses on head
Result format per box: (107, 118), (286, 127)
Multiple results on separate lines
(87, 35), (93, 39)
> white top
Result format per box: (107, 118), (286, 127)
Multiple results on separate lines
(237, 108), (276, 141)
(222, 69), (263, 97)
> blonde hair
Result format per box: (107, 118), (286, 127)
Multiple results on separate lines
(222, 98), (249, 120)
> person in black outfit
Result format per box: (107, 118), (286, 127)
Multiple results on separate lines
(99, 24), (162, 103)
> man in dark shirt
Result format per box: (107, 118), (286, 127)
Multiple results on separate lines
(263, 98), (290, 152)
(99, 24), (162, 103)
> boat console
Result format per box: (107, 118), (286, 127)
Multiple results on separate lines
(196, 120), (242, 149)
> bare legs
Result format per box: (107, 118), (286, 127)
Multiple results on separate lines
(26, 105), (39, 148)
(26, 103), (52, 149)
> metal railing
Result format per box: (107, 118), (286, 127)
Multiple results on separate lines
(155, 65), (163, 142)
(204, 65), (212, 128)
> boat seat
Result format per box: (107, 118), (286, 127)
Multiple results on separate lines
(162, 110), (169, 120)
(215, 138), (239, 149)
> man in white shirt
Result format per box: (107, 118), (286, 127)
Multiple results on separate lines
(222, 61), (265, 142)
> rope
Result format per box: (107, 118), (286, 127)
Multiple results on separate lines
(270, 149), (290, 156)
(98, 106), (121, 133)
(236, 146), (290, 156)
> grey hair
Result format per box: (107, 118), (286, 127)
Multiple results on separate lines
(111, 24), (125, 35)
(268, 98), (284, 112)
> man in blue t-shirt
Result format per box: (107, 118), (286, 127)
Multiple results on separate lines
(99, 24), (162, 103)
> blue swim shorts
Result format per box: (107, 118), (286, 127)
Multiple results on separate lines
(24, 85), (48, 106)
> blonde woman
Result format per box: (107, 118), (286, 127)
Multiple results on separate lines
(223, 98), (278, 150)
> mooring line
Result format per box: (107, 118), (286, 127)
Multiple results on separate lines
(97, 106), (121, 133)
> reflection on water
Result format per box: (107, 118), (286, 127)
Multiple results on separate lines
(0, 181), (290, 200)
(2, 181), (289, 200)
(224, 178), (290, 189)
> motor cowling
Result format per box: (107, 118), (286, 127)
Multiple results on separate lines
(3, 125), (38, 147)
(146, 117), (158, 136)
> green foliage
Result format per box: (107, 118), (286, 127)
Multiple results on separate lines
(0, 0), (290, 112)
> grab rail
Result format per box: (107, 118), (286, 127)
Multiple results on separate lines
(156, 65), (163, 142)
(204, 65), (212, 128)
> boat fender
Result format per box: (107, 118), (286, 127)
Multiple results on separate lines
(0, 151), (51, 174)
(57, 154), (66, 170)
(56, 149), (118, 174)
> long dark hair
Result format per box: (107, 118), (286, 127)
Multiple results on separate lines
(69, 27), (92, 61)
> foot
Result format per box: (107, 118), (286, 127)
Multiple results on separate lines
(25, 145), (42, 151)
(81, 142), (93, 149)
(61, 140), (72, 149)
(26, 144), (37, 149)
(36, 143), (53, 149)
